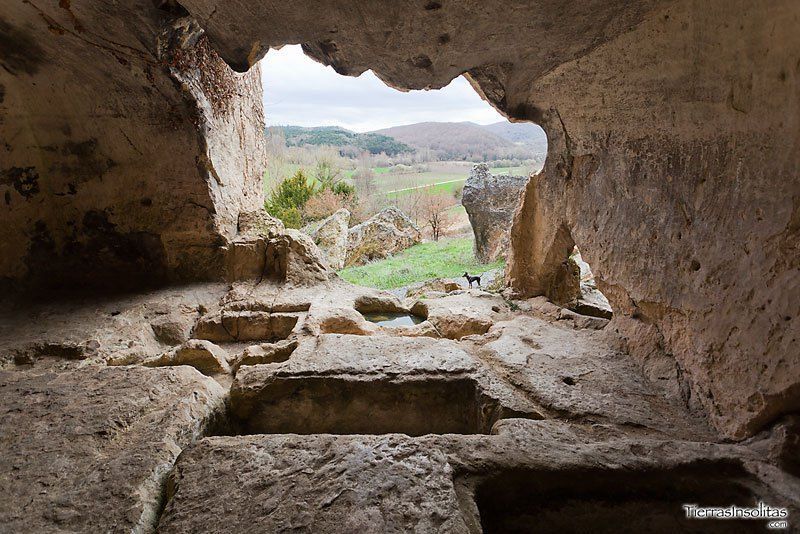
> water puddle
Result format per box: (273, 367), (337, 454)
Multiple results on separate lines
(361, 312), (424, 327)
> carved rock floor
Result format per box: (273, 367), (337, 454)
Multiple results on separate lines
(1, 279), (797, 532)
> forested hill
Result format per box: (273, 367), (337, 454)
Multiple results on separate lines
(267, 121), (547, 161)
(268, 125), (413, 156)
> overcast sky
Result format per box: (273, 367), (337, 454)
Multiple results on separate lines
(260, 45), (506, 132)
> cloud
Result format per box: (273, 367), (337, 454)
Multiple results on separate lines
(260, 45), (505, 132)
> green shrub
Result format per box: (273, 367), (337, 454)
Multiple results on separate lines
(265, 170), (316, 228)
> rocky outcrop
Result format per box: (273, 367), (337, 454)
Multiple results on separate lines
(462, 163), (529, 262)
(303, 208), (351, 270)
(345, 207), (421, 267)
(226, 210), (329, 284)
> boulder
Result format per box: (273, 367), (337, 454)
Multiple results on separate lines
(353, 293), (406, 314)
(461, 164), (529, 262)
(312, 307), (377, 336)
(266, 230), (330, 285)
(227, 217), (330, 284)
(303, 209), (351, 270)
(345, 207), (421, 267)
(570, 249), (613, 320)
(145, 339), (231, 375)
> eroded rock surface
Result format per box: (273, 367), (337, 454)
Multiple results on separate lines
(2, 0), (799, 528)
(346, 207), (421, 266)
(1, 7), (265, 291)
(1, 277), (798, 531)
(0, 365), (226, 533)
(303, 208), (351, 270)
(462, 163), (529, 262)
(144, 339), (231, 375)
(158, 420), (799, 533)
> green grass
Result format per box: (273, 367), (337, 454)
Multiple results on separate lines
(338, 237), (504, 289)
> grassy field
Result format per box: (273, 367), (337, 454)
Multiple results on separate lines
(267, 161), (537, 197)
(338, 237), (503, 289)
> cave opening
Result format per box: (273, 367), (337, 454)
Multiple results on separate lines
(258, 44), (547, 296)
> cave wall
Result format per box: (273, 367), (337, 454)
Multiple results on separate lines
(0, 1), (265, 292)
(505, 0), (800, 439)
(176, 0), (798, 439)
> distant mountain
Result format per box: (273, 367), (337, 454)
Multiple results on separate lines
(372, 121), (545, 161)
(482, 121), (547, 149)
(269, 125), (413, 156)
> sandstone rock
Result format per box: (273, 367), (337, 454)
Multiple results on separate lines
(569, 249), (613, 319)
(547, 257), (581, 307)
(461, 163), (528, 262)
(413, 292), (503, 340)
(150, 314), (195, 346)
(1, 7), (266, 290)
(145, 339), (231, 375)
(193, 311), (299, 342)
(0, 0), (795, 451)
(353, 293), (406, 314)
(158, 421), (798, 533)
(573, 287), (613, 320)
(158, 435), (470, 533)
(227, 334), (543, 435)
(233, 339), (299, 370)
(266, 230), (330, 284)
(226, 236), (268, 281)
(313, 307), (377, 336)
(478, 316), (713, 437)
(405, 278), (462, 299)
(227, 221), (330, 283)
(383, 320), (441, 338)
(345, 207), (421, 267)
(431, 314), (492, 340)
(0, 366), (226, 533)
(238, 209), (284, 238)
(303, 208), (351, 270)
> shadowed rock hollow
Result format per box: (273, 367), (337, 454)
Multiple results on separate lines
(1, 0), (798, 531)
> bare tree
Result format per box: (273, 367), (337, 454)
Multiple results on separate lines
(418, 189), (454, 241)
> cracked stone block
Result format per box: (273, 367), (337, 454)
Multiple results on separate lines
(193, 311), (299, 342)
(157, 435), (470, 533)
(0, 365), (226, 533)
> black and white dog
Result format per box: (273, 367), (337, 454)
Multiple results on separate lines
(463, 272), (481, 288)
